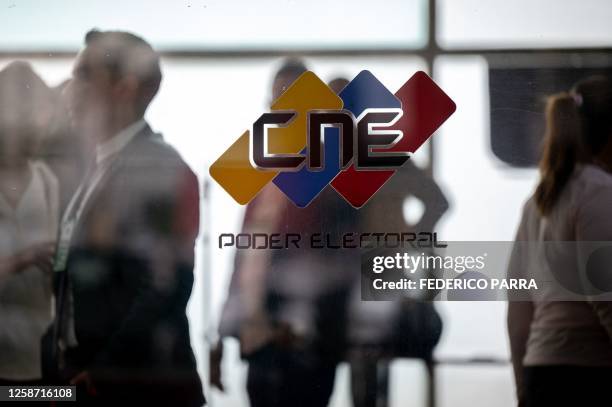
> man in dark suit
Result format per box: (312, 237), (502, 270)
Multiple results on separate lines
(48, 30), (204, 406)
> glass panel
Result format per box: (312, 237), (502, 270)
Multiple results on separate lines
(3, 55), (426, 406)
(438, 0), (612, 49)
(433, 56), (537, 389)
(0, 0), (427, 51)
(487, 53), (612, 167)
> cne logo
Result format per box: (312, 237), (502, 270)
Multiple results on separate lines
(210, 70), (455, 208)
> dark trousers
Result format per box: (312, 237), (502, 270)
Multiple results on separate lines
(523, 365), (612, 407)
(246, 344), (337, 407)
(349, 350), (391, 407)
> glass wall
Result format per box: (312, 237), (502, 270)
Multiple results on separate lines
(3, 1), (612, 405)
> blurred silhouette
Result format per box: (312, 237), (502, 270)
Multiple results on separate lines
(508, 76), (612, 407)
(0, 61), (59, 383)
(213, 58), (351, 407)
(43, 30), (204, 406)
(346, 132), (446, 407)
(214, 66), (447, 407)
(328, 77), (350, 94)
(38, 79), (91, 212)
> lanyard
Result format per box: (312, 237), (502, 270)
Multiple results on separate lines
(53, 159), (112, 273)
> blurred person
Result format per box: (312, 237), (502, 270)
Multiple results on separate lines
(212, 59), (355, 407)
(327, 75), (447, 407)
(45, 30), (204, 405)
(508, 76), (612, 407)
(0, 61), (59, 384)
(38, 80), (91, 212)
(213, 68), (447, 407)
(327, 76), (350, 94)
(347, 161), (446, 407)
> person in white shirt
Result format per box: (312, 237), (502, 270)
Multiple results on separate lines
(0, 61), (59, 383)
(508, 75), (612, 407)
